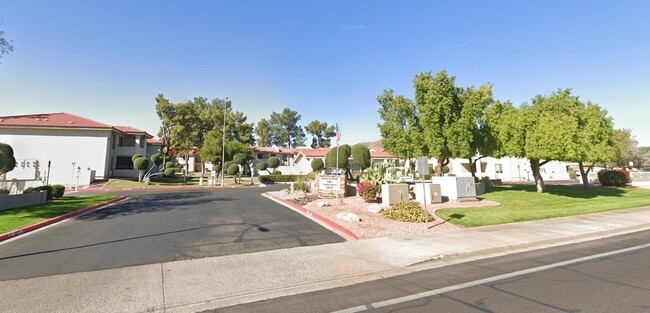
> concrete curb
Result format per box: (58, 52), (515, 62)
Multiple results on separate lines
(262, 192), (360, 241)
(0, 196), (127, 243)
(96, 184), (263, 192)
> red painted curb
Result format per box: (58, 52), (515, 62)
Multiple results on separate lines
(263, 193), (360, 241)
(0, 196), (127, 243)
(98, 184), (263, 192)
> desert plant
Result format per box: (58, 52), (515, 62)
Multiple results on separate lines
(357, 182), (380, 202)
(307, 171), (317, 180)
(311, 158), (324, 172)
(50, 184), (65, 198)
(363, 160), (390, 185)
(381, 201), (433, 223)
(295, 175), (309, 192)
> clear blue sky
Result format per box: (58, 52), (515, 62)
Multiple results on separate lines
(1, 0), (649, 146)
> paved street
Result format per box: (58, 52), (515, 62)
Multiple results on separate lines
(0, 186), (345, 281)
(215, 229), (650, 313)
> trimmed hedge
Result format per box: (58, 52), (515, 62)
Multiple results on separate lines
(227, 163), (240, 175)
(24, 185), (54, 200)
(259, 175), (305, 183)
(164, 168), (176, 177)
(50, 184), (65, 198)
(597, 169), (631, 186)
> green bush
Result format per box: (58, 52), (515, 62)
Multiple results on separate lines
(224, 161), (234, 172)
(50, 184), (65, 198)
(233, 153), (247, 165)
(131, 154), (144, 162)
(325, 144), (351, 169)
(227, 163), (240, 175)
(352, 144), (371, 171)
(597, 169), (630, 186)
(307, 171), (317, 180)
(212, 164), (221, 173)
(164, 168), (176, 177)
(133, 157), (150, 170)
(151, 153), (163, 167)
(272, 170), (282, 175)
(311, 158), (324, 172)
(0, 188), (9, 194)
(259, 175), (304, 183)
(381, 201), (433, 223)
(24, 185), (55, 200)
(268, 157), (280, 169)
(256, 162), (268, 172)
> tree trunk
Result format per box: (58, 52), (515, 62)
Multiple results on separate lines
(530, 159), (546, 193)
(138, 170), (144, 182)
(469, 158), (476, 182)
(578, 161), (590, 188)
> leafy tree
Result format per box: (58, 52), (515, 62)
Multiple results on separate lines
(155, 94), (176, 166)
(0, 142), (16, 176)
(377, 90), (420, 161)
(454, 84), (494, 181)
(351, 143), (371, 176)
(612, 129), (636, 167)
(133, 157), (150, 182)
(311, 158), (324, 172)
(572, 103), (615, 187)
(268, 157), (280, 171)
(305, 120), (336, 148)
(150, 153), (164, 169)
(170, 101), (199, 183)
(255, 118), (273, 147)
(269, 108), (306, 147)
(0, 20), (13, 63)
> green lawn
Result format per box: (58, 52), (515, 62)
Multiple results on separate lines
(0, 195), (118, 234)
(104, 175), (258, 189)
(436, 184), (650, 227)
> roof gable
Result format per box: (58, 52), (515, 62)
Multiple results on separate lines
(0, 112), (113, 129)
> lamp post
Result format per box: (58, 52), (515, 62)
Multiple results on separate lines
(221, 97), (228, 187)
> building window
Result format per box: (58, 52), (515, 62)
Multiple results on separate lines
(115, 156), (133, 170)
(139, 136), (145, 148)
(495, 164), (503, 174)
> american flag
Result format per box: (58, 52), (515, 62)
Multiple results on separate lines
(335, 123), (341, 147)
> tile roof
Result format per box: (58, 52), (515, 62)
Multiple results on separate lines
(146, 138), (164, 145)
(251, 146), (299, 154)
(0, 112), (152, 137)
(0, 112), (113, 129)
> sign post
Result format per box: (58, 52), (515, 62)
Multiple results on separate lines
(417, 157), (430, 229)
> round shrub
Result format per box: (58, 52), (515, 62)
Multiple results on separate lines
(311, 158), (324, 172)
(597, 169), (630, 186)
(131, 154), (144, 162)
(133, 157), (150, 170)
(256, 162), (268, 172)
(227, 163), (240, 175)
(268, 157), (280, 169)
(357, 182), (380, 202)
(150, 153), (163, 167)
(212, 164), (221, 173)
(164, 168), (176, 177)
(272, 170), (282, 175)
(39, 185), (54, 200)
(50, 184), (65, 198)
(224, 161), (234, 172)
(233, 153), (247, 165)
(381, 201), (433, 223)
(307, 171), (317, 180)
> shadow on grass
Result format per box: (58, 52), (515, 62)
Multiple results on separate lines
(486, 184), (626, 199)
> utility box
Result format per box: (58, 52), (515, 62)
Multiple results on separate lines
(381, 184), (410, 208)
(429, 176), (477, 201)
(414, 183), (442, 206)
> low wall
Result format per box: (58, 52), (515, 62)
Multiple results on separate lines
(0, 179), (43, 194)
(631, 172), (650, 182)
(0, 191), (48, 212)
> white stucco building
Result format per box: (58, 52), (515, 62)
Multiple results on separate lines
(0, 112), (158, 187)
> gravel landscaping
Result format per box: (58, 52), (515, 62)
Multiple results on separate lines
(269, 189), (500, 239)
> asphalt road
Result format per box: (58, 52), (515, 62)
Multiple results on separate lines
(0, 186), (345, 281)
(214, 229), (650, 313)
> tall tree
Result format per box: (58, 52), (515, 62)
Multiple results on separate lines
(0, 20), (13, 63)
(255, 118), (272, 147)
(269, 108), (306, 147)
(305, 120), (336, 148)
(413, 70), (462, 176)
(612, 129), (636, 167)
(155, 94), (176, 169)
(572, 103), (615, 187)
(171, 102), (200, 181)
(377, 89), (421, 161)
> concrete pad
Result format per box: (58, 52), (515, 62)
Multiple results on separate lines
(0, 264), (163, 313)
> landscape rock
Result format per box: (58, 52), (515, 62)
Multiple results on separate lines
(366, 204), (382, 213)
(317, 201), (330, 208)
(336, 212), (361, 223)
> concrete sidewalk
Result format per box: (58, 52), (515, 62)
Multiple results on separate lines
(2, 207), (650, 313)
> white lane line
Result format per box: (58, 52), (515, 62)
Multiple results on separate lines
(332, 242), (650, 313)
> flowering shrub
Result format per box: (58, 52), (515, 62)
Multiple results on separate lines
(381, 201), (434, 223)
(597, 169), (631, 186)
(357, 182), (380, 202)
